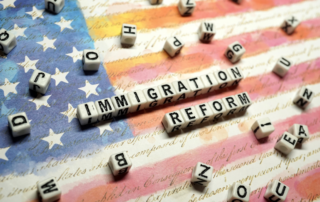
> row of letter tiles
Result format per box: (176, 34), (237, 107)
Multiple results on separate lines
(162, 92), (252, 133)
(76, 67), (245, 126)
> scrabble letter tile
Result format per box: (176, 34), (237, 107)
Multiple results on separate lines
(178, 0), (196, 16)
(293, 86), (314, 109)
(8, 112), (31, 137)
(191, 162), (213, 186)
(198, 22), (215, 43)
(83, 49), (100, 71)
(264, 180), (289, 202)
(111, 94), (131, 117)
(188, 77), (205, 97)
(208, 99), (227, 122)
(162, 110), (187, 133)
(172, 79), (193, 101)
(0, 29), (17, 54)
(127, 90), (148, 113)
(200, 73), (218, 94)
(149, 0), (163, 4)
(29, 69), (51, 94)
(227, 183), (251, 202)
(158, 84), (178, 105)
(180, 106), (200, 128)
(251, 117), (275, 139)
(213, 69), (232, 89)
(275, 132), (297, 155)
(143, 87), (162, 108)
(222, 96), (240, 116)
(121, 24), (137, 47)
(109, 151), (132, 176)
(288, 124), (309, 144)
(163, 36), (184, 57)
(77, 102), (99, 125)
(235, 92), (252, 113)
(272, 57), (292, 77)
(45, 0), (64, 14)
(227, 66), (244, 86)
(225, 41), (246, 63)
(194, 103), (214, 124)
(94, 98), (116, 121)
(38, 177), (61, 202)
(281, 16), (300, 35)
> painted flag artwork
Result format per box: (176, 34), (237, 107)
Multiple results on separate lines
(1, 0), (320, 201)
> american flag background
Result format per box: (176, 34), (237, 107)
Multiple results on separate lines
(1, 0), (320, 201)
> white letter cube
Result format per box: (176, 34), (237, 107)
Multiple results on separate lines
(127, 90), (148, 113)
(225, 41), (246, 63)
(8, 112), (31, 137)
(235, 92), (252, 113)
(251, 117), (275, 139)
(0, 29), (17, 54)
(208, 99), (227, 121)
(94, 98), (116, 121)
(293, 86), (314, 109)
(222, 96), (241, 116)
(158, 84), (179, 105)
(162, 110), (187, 133)
(172, 80), (193, 101)
(275, 132), (298, 155)
(121, 24), (137, 46)
(180, 106), (200, 128)
(29, 69), (51, 94)
(111, 94), (131, 116)
(227, 66), (244, 86)
(198, 22), (215, 42)
(281, 16), (300, 35)
(77, 102), (99, 125)
(143, 87), (163, 109)
(227, 182), (251, 202)
(272, 57), (293, 77)
(188, 76), (205, 97)
(45, 0), (65, 14)
(200, 73), (218, 94)
(163, 36), (184, 57)
(213, 69), (233, 89)
(38, 177), (61, 202)
(194, 103), (214, 124)
(191, 162), (213, 186)
(83, 49), (100, 71)
(178, 0), (196, 16)
(288, 124), (309, 144)
(109, 151), (132, 176)
(264, 180), (289, 202)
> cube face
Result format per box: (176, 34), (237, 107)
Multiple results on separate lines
(149, 0), (163, 4)
(83, 49), (100, 71)
(227, 66), (244, 86)
(45, 0), (65, 14)
(172, 80), (193, 101)
(281, 16), (300, 35)
(8, 112), (31, 137)
(235, 92), (252, 113)
(288, 124), (309, 144)
(251, 117), (275, 139)
(222, 96), (240, 116)
(208, 99), (227, 121)
(293, 86), (314, 109)
(38, 178), (61, 202)
(194, 103), (214, 124)
(187, 77), (205, 97)
(264, 180), (289, 202)
(198, 22), (215, 42)
(143, 87), (163, 109)
(275, 132), (298, 155)
(162, 110), (187, 133)
(127, 90), (148, 113)
(158, 84), (179, 105)
(111, 94), (131, 117)
(121, 24), (137, 46)
(213, 70), (232, 89)
(77, 102), (99, 125)
(200, 73), (218, 93)
(272, 57), (292, 77)
(109, 151), (132, 176)
(191, 162), (213, 186)
(94, 98), (116, 121)
(227, 183), (251, 202)
(29, 69), (51, 94)
(0, 29), (17, 54)
(180, 106), (200, 128)
(225, 41), (246, 63)
(163, 36), (184, 57)
(178, 0), (196, 16)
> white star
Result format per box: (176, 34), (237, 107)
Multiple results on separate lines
(0, 0), (16, 10)
(79, 80), (99, 98)
(29, 94), (51, 110)
(17, 56), (38, 73)
(26, 6), (44, 20)
(0, 78), (19, 97)
(52, 68), (69, 86)
(60, 103), (77, 123)
(66, 47), (82, 63)
(37, 36), (56, 52)
(95, 121), (113, 135)
(0, 147), (10, 161)
(10, 24), (27, 38)
(55, 17), (73, 32)
(41, 129), (64, 149)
